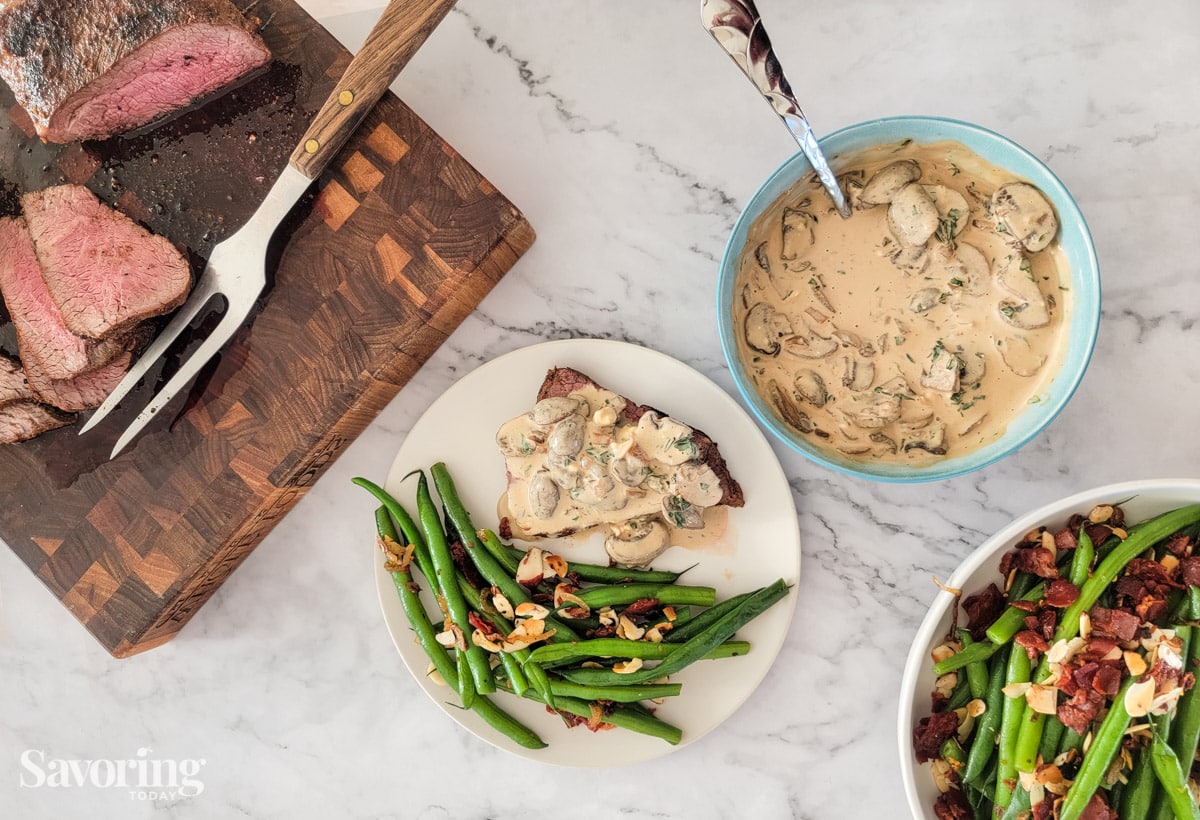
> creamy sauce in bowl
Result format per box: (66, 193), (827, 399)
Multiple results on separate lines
(733, 139), (1071, 465)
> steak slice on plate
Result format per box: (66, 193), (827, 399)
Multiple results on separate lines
(0, 0), (272, 143)
(0, 216), (127, 380)
(23, 185), (191, 340)
(0, 400), (72, 444)
(0, 355), (35, 407)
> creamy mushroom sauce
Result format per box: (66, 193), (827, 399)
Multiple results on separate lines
(496, 384), (726, 565)
(734, 139), (1071, 464)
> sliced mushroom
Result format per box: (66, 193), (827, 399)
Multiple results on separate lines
(634, 411), (696, 466)
(574, 472), (627, 512)
(794, 369), (828, 407)
(529, 396), (581, 426)
(780, 207), (817, 261)
(849, 391), (902, 428)
(909, 287), (942, 314)
(992, 182), (1058, 252)
(999, 335), (1047, 377)
(605, 518), (671, 568)
(662, 495), (705, 530)
(768, 379), (815, 433)
(841, 356), (875, 392)
(527, 470), (560, 520)
(869, 432), (898, 454)
(673, 462), (723, 507)
(744, 302), (792, 356)
(994, 252), (1050, 329)
(547, 414), (586, 457)
(861, 160), (922, 206)
(888, 243), (930, 274)
(753, 241), (772, 274)
(903, 420), (947, 455)
(958, 348), (986, 387)
(945, 242), (990, 296)
(887, 183), (940, 247)
(496, 417), (545, 457)
(922, 184), (970, 240)
(782, 332), (840, 359)
(898, 402), (935, 432)
(610, 453), (649, 487)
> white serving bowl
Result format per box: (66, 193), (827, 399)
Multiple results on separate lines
(897, 478), (1200, 818)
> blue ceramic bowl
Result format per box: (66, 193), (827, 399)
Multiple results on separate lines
(716, 116), (1100, 482)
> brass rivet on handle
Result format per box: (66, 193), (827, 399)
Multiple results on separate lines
(304, 139), (320, 154)
(338, 90), (354, 106)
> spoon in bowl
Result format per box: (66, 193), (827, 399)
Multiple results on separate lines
(701, 0), (851, 218)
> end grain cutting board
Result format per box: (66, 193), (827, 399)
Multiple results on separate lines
(0, 0), (533, 656)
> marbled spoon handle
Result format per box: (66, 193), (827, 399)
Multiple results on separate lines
(701, 0), (851, 218)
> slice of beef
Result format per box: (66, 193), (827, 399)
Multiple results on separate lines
(0, 0), (271, 143)
(23, 185), (191, 339)
(25, 348), (134, 412)
(537, 366), (746, 508)
(0, 400), (72, 444)
(0, 354), (35, 406)
(0, 216), (126, 379)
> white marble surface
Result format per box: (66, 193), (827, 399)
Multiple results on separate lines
(2, 1), (1199, 817)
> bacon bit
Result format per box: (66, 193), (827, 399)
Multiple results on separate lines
(963, 584), (1005, 640)
(933, 789), (972, 820)
(1058, 691), (1103, 734)
(1078, 791), (1118, 820)
(1125, 558), (1180, 588)
(1014, 546), (1060, 579)
(1045, 579), (1081, 608)
(1055, 528), (1079, 550)
(1181, 556), (1200, 587)
(622, 597), (661, 616)
(1015, 630), (1050, 660)
(1085, 523), (1116, 549)
(1165, 533), (1193, 558)
(914, 711), (961, 763)
(1089, 607), (1141, 641)
(1091, 664), (1122, 696)
(1012, 599), (1040, 613)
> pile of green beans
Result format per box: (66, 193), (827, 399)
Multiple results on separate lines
(917, 503), (1200, 819)
(355, 462), (790, 750)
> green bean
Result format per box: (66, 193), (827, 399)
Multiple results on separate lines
(1168, 626), (1200, 771)
(958, 630), (989, 700)
(1013, 703), (1046, 773)
(500, 542), (688, 585)
(479, 528), (521, 575)
(416, 471), (495, 695)
(355, 477), (437, 583)
(500, 684), (683, 744)
(559, 579), (789, 686)
(374, 507), (544, 749)
(1058, 678), (1136, 820)
(1057, 726), (1083, 758)
(946, 667), (974, 712)
(1007, 571), (1039, 602)
(1057, 505), (1200, 645)
(430, 464), (583, 643)
(1038, 716), (1065, 766)
(455, 651), (477, 709)
(528, 637), (750, 666)
(548, 679), (682, 703)
(963, 644), (1010, 783)
(1150, 727), (1200, 820)
(984, 582), (1045, 646)
(497, 651), (529, 698)
(997, 785), (1031, 820)
(663, 591), (755, 643)
(1123, 725), (1163, 819)
(571, 582), (716, 611)
(522, 658), (555, 709)
(1069, 527), (1094, 587)
(932, 640), (999, 676)
(995, 643), (1032, 810)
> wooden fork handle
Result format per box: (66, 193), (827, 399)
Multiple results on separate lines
(288, 0), (458, 179)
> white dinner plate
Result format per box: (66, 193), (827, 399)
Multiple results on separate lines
(374, 338), (801, 766)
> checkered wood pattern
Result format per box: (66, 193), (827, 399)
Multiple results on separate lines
(0, 0), (533, 656)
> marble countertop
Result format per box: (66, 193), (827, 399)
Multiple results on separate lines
(3, 1), (1199, 817)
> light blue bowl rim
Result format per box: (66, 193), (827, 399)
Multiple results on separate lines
(716, 115), (1101, 483)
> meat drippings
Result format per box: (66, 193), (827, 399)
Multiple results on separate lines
(733, 139), (1071, 464)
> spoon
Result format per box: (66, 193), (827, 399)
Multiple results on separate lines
(701, 0), (851, 218)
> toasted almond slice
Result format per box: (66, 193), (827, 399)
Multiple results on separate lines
(471, 629), (502, 653)
(1088, 504), (1114, 524)
(644, 626), (666, 643)
(1017, 769), (1038, 792)
(663, 606), (678, 622)
(1112, 527), (1128, 540)
(1102, 645), (1123, 662)
(931, 759), (953, 794)
(1162, 554), (1181, 572)
(555, 587), (591, 618)
(1080, 612), (1092, 640)
(955, 710), (975, 743)
(966, 699), (988, 719)
(435, 628), (457, 648)
(613, 658), (644, 674)
(516, 547), (546, 585)
(935, 672), (958, 698)
(1023, 527), (1043, 544)
(492, 592), (515, 620)
(1124, 651), (1148, 676)
(598, 606), (618, 626)
(1125, 678), (1157, 717)
(618, 615), (646, 641)
(1026, 684), (1059, 716)
(426, 662), (448, 687)
(515, 601), (550, 620)
(931, 643), (958, 664)
(521, 618), (547, 637)
(543, 553), (569, 579)
(1003, 681), (1032, 699)
(1041, 530), (1057, 558)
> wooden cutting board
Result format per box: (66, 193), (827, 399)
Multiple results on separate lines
(0, 0), (533, 656)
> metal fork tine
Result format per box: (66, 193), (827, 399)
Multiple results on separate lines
(107, 301), (257, 458)
(77, 274), (222, 434)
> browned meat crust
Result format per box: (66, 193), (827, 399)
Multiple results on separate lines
(0, 399), (71, 443)
(536, 366), (746, 509)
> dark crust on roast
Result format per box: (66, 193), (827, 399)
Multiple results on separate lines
(0, 353), (35, 407)
(0, 399), (72, 443)
(536, 366), (746, 508)
(0, 0), (269, 140)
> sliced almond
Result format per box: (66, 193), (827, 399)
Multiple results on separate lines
(1124, 651), (1148, 676)
(1112, 527), (1129, 540)
(492, 592), (515, 620)
(1125, 677), (1157, 717)
(515, 601), (550, 620)
(1003, 681), (1032, 699)
(435, 628), (458, 648)
(931, 759), (954, 794)
(644, 626), (666, 643)
(471, 629), (502, 653)
(966, 698), (988, 719)
(618, 614), (646, 641)
(515, 547), (546, 585)
(935, 672), (958, 698)
(543, 553), (569, 579)
(613, 658), (644, 674)
(1041, 530), (1057, 558)
(1080, 611), (1092, 640)
(931, 642), (958, 664)
(598, 606), (618, 626)
(663, 606), (678, 622)
(1026, 684), (1059, 716)
(426, 662), (448, 687)
(1088, 504), (1114, 524)
(554, 586), (591, 618)
(955, 709), (975, 743)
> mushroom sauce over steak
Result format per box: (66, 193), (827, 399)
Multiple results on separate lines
(0, 0), (272, 143)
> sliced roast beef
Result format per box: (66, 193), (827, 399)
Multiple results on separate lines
(23, 185), (191, 340)
(0, 0), (272, 143)
(0, 355), (35, 406)
(0, 400), (71, 444)
(0, 216), (127, 379)
(25, 349), (134, 412)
